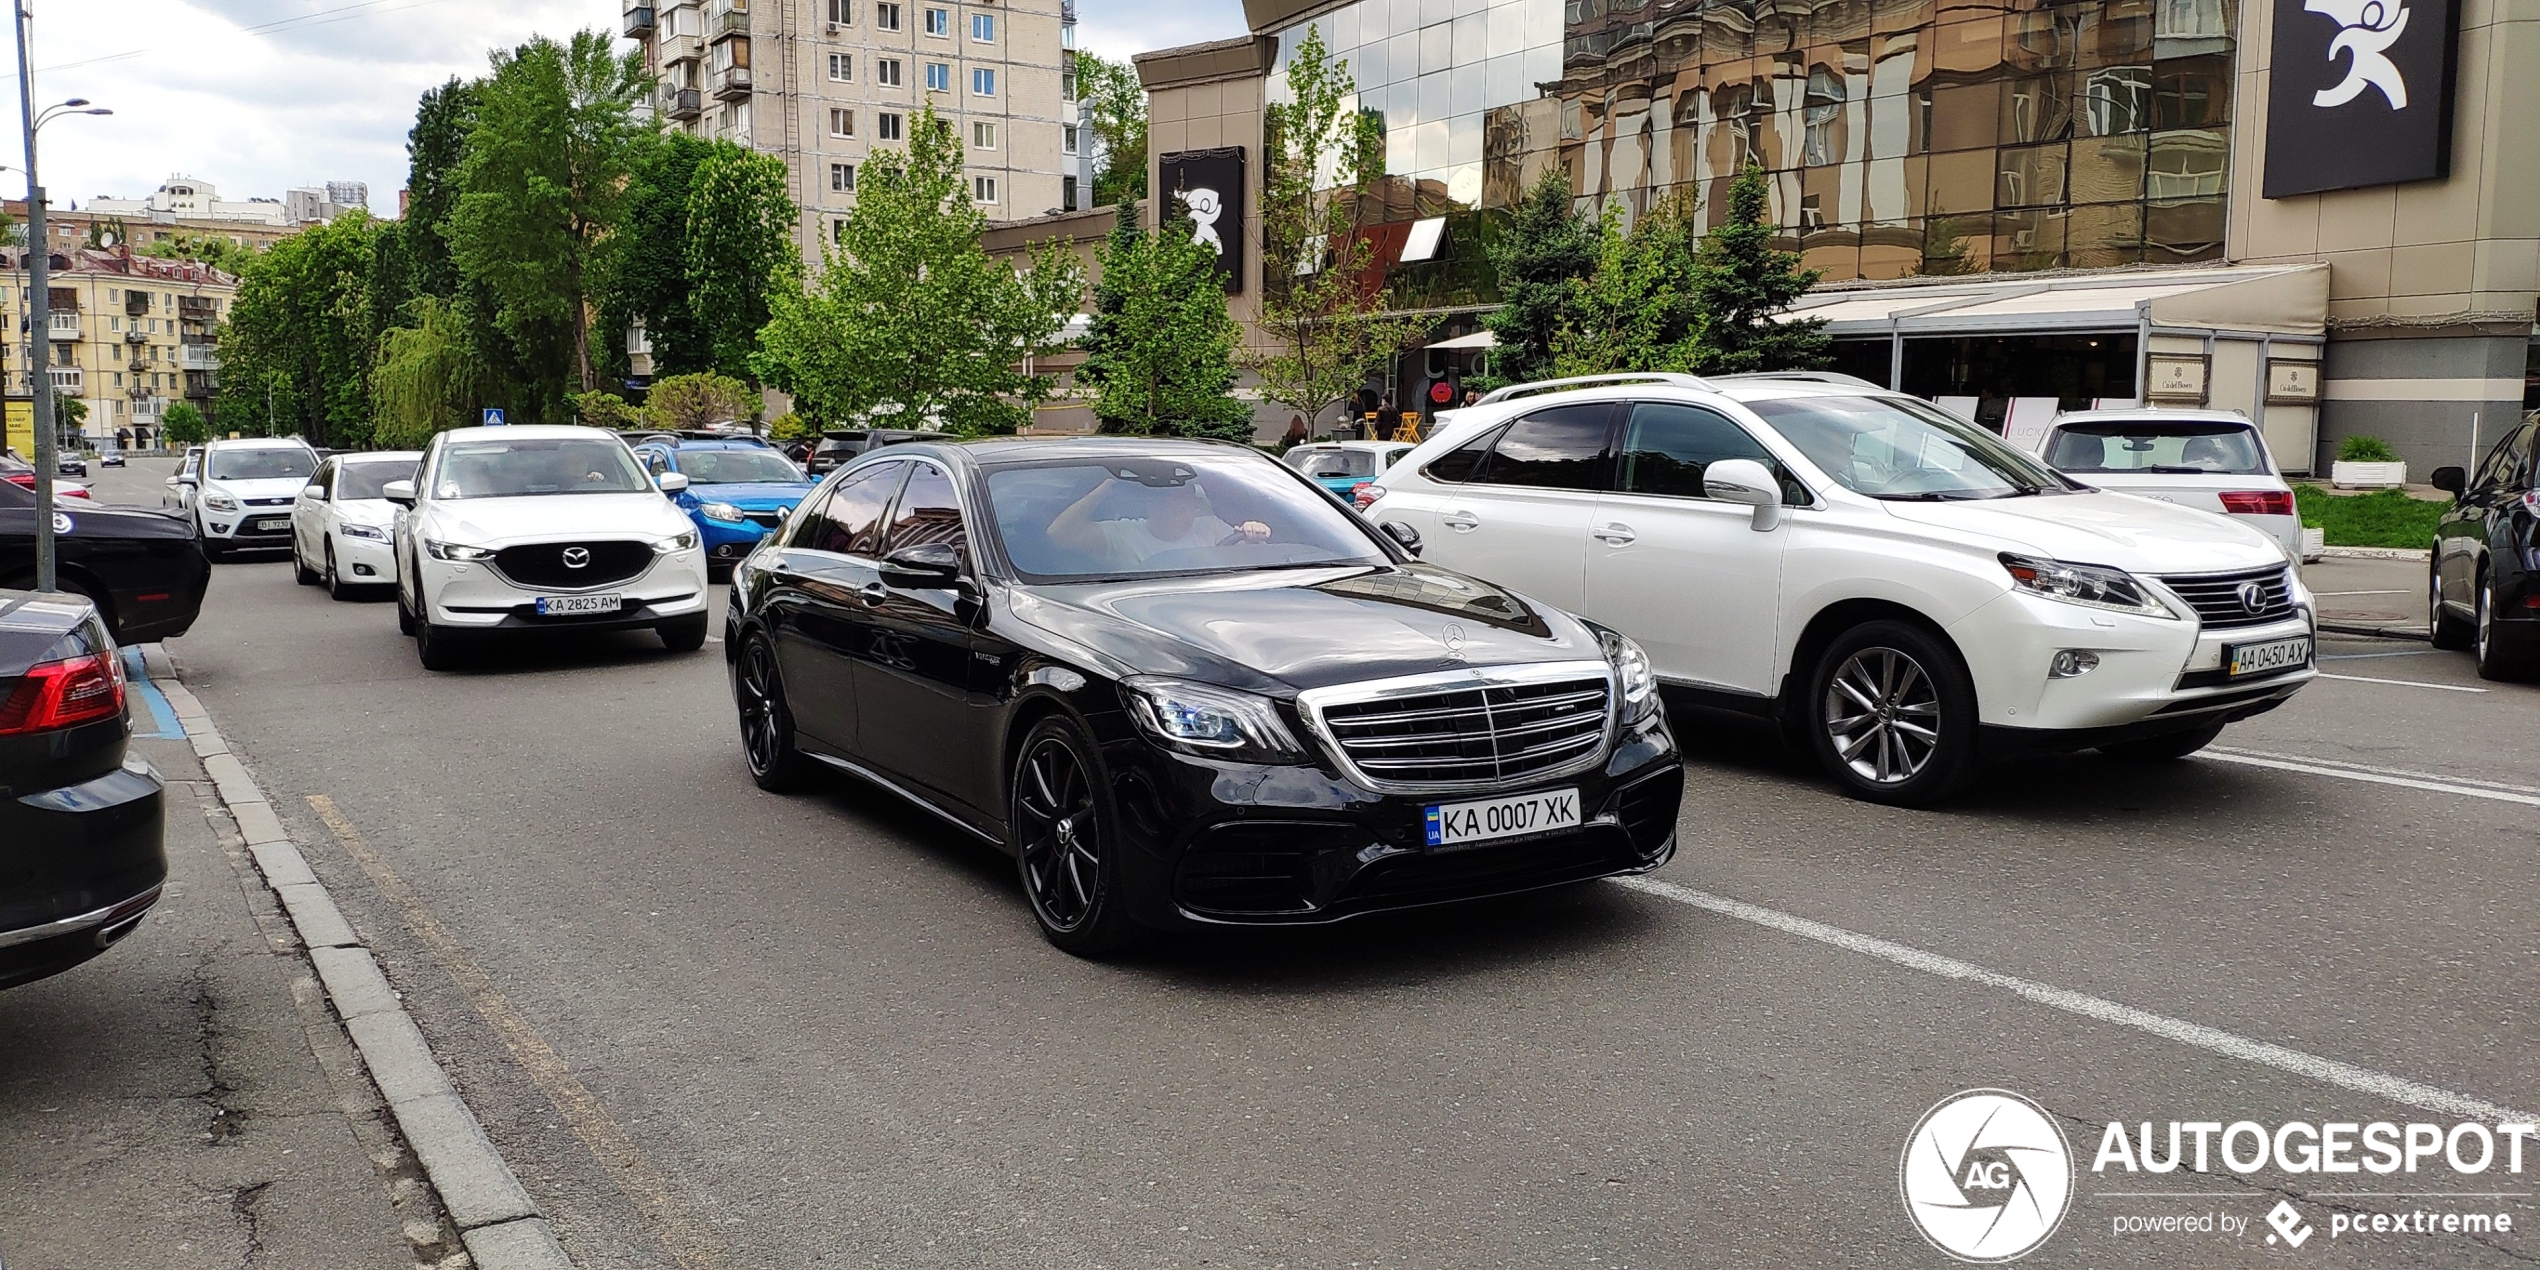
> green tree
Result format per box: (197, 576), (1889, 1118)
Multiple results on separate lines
(160, 401), (208, 446)
(755, 103), (1082, 435)
(598, 131), (714, 382)
(1551, 194), (1708, 376)
(402, 78), (478, 303)
(141, 230), (260, 274)
(1078, 53), (1148, 206)
(215, 213), (386, 445)
(683, 143), (797, 380)
(371, 296), (494, 448)
(1689, 164), (1829, 373)
(569, 390), (651, 429)
(55, 397), (87, 433)
(1480, 169), (1599, 387)
(1075, 203), (1251, 439)
(645, 371), (755, 429)
(1249, 27), (1420, 426)
(447, 31), (650, 416)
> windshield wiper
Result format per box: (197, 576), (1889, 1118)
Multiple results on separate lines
(2141, 465), (2219, 474)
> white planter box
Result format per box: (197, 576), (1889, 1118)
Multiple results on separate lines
(2300, 527), (2326, 562)
(2330, 460), (2407, 489)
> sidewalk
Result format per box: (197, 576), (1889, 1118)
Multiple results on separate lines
(0, 729), (452, 1270)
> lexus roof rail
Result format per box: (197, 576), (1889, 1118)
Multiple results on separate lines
(1707, 370), (1886, 389)
(1473, 373), (1715, 405)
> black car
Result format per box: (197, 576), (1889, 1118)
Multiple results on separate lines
(0, 474), (211, 645)
(0, 590), (167, 989)
(725, 438), (1684, 955)
(804, 428), (932, 475)
(2430, 416), (2540, 679)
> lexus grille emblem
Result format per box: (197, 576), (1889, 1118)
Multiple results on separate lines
(562, 547), (591, 569)
(2236, 580), (2267, 613)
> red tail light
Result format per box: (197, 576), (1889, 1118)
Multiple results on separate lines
(58, 486), (90, 499)
(1352, 481), (1380, 509)
(2218, 490), (2294, 516)
(1, 472), (32, 490)
(0, 651), (126, 736)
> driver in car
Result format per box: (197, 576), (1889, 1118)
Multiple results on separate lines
(1049, 474), (1272, 567)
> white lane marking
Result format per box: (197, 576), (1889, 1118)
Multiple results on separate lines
(2319, 649), (2439, 660)
(1613, 876), (2534, 1123)
(2317, 672), (2485, 693)
(2207, 746), (2540, 795)
(2200, 751), (2540, 807)
(2313, 589), (2411, 596)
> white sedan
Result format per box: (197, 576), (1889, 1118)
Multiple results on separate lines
(292, 451), (420, 599)
(386, 425), (710, 670)
(2033, 409), (2304, 557)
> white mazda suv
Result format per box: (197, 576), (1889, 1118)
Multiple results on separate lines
(386, 425), (709, 670)
(1365, 373), (2316, 805)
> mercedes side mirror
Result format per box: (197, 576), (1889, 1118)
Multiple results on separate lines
(2430, 465), (2466, 497)
(1703, 458), (1784, 531)
(381, 479), (416, 507)
(879, 540), (963, 587)
(1378, 520), (1423, 556)
(657, 471), (690, 494)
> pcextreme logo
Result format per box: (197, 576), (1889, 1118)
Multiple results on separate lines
(1900, 1089), (2076, 1263)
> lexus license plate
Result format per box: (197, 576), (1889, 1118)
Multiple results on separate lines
(535, 594), (622, 617)
(1425, 787), (1582, 849)
(2227, 635), (2311, 677)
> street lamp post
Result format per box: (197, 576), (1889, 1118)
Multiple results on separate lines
(13, 2), (112, 593)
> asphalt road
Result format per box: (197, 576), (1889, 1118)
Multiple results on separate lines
(75, 459), (2540, 1268)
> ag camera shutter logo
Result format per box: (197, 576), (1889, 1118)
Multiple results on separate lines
(1901, 1089), (2075, 1262)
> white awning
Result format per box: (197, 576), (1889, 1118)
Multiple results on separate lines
(1427, 330), (1497, 350)
(1781, 264), (2329, 339)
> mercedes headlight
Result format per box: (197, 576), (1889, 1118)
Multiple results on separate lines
(201, 494), (239, 512)
(1121, 676), (1310, 764)
(653, 529), (700, 553)
(1999, 553), (2176, 618)
(1599, 628), (1660, 720)
(424, 539), (496, 562)
(339, 522), (387, 541)
(699, 501), (746, 523)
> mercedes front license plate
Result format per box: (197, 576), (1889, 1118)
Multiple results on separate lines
(535, 594), (622, 617)
(2226, 635), (2311, 677)
(1425, 787), (1581, 849)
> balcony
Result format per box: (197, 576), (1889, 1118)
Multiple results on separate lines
(711, 62), (753, 99)
(47, 313), (79, 340)
(125, 328), (147, 344)
(707, 4), (750, 39)
(623, 2), (657, 35)
(185, 372), (216, 400)
(182, 345), (219, 370)
(664, 87), (703, 119)
(178, 295), (216, 319)
(658, 32), (702, 64)
(124, 291), (151, 316)
(47, 366), (79, 394)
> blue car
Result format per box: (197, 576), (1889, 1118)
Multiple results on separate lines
(631, 436), (818, 572)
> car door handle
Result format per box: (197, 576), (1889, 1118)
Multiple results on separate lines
(1442, 512), (1480, 531)
(857, 581), (888, 606)
(1592, 523), (1637, 546)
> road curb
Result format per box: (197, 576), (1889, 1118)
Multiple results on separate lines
(137, 642), (577, 1270)
(2320, 544), (2432, 561)
(2320, 622), (2431, 641)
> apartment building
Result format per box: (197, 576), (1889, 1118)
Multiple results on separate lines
(625, 0), (1081, 265)
(0, 248), (235, 444)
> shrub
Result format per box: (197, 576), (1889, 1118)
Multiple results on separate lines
(768, 411), (815, 441)
(570, 391), (651, 430)
(2337, 435), (2399, 463)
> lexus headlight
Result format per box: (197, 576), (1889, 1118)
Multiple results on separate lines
(424, 539), (496, 562)
(699, 501), (746, 523)
(2000, 553), (2176, 618)
(1599, 628), (1660, 720)
(654, 529), (700, 553)
(1121, 676), (1310, 764)
(339, 522), (387, 541)
(202, 494), (239, 512)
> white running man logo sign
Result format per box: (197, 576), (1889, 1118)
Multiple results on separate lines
(2307, 0), (2410, 109)
(1183, 187), (1225, 256)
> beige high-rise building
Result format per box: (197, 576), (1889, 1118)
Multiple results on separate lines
(624, 0), (1083, 266)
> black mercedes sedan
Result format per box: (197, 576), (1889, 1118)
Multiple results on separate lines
(0, 590), (166, 989)
(0, 473), (211, 645)
(725, 438), (1683, 955)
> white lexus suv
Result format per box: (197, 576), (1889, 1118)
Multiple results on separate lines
(1366, 373), (2316, 805)
(386, 425), (709, 670)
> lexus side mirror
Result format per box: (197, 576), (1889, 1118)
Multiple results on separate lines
(1378, 520), (1423, 556)
(2430, 465), (2466, 497)
(657, 471), (690, 494)
(879, 540), (963, 587)
(1703, 458), (1784, 531)
(381, 479), (416, 507)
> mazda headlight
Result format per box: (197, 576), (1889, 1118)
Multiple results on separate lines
(339, 522), (387, 541)
(699, 501), (746, 523)
(424, 539), (496, 562)
(1599, 628), (1660, 720)
(202, 494), (239, 512)
(653, 529), (700, 553)
(1121, 676), (1309, 764)
(2000, 553), (2176, 618)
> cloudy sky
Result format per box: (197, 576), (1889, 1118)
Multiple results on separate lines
(5, 0), (1246, 216)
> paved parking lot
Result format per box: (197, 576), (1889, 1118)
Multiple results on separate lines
(12, 459), (2534, 1268)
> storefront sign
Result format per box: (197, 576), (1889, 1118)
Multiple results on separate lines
(2147, 354), (2211, 403)
(2262, 0), (2459, 197)
(2267, 359), (2322, 403)
(1158, 148), (1246, 294)
(4, 398), (31, 459)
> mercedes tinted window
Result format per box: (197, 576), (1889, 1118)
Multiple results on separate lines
(882, 463), (969, 567)
(797, 460), (906, 556)
(1481, 404), (1614, 490)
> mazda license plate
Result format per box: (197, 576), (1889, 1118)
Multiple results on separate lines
(535, 594), (622, 617)
(1425, 787), (1582, 849)
(2226, 635), (2311, 677)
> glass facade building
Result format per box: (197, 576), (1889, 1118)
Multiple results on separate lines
(1271, 0), (2236, 282)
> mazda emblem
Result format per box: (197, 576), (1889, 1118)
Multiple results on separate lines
(2236, 580), (2266, 613)
(562, 547), (591, 569)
